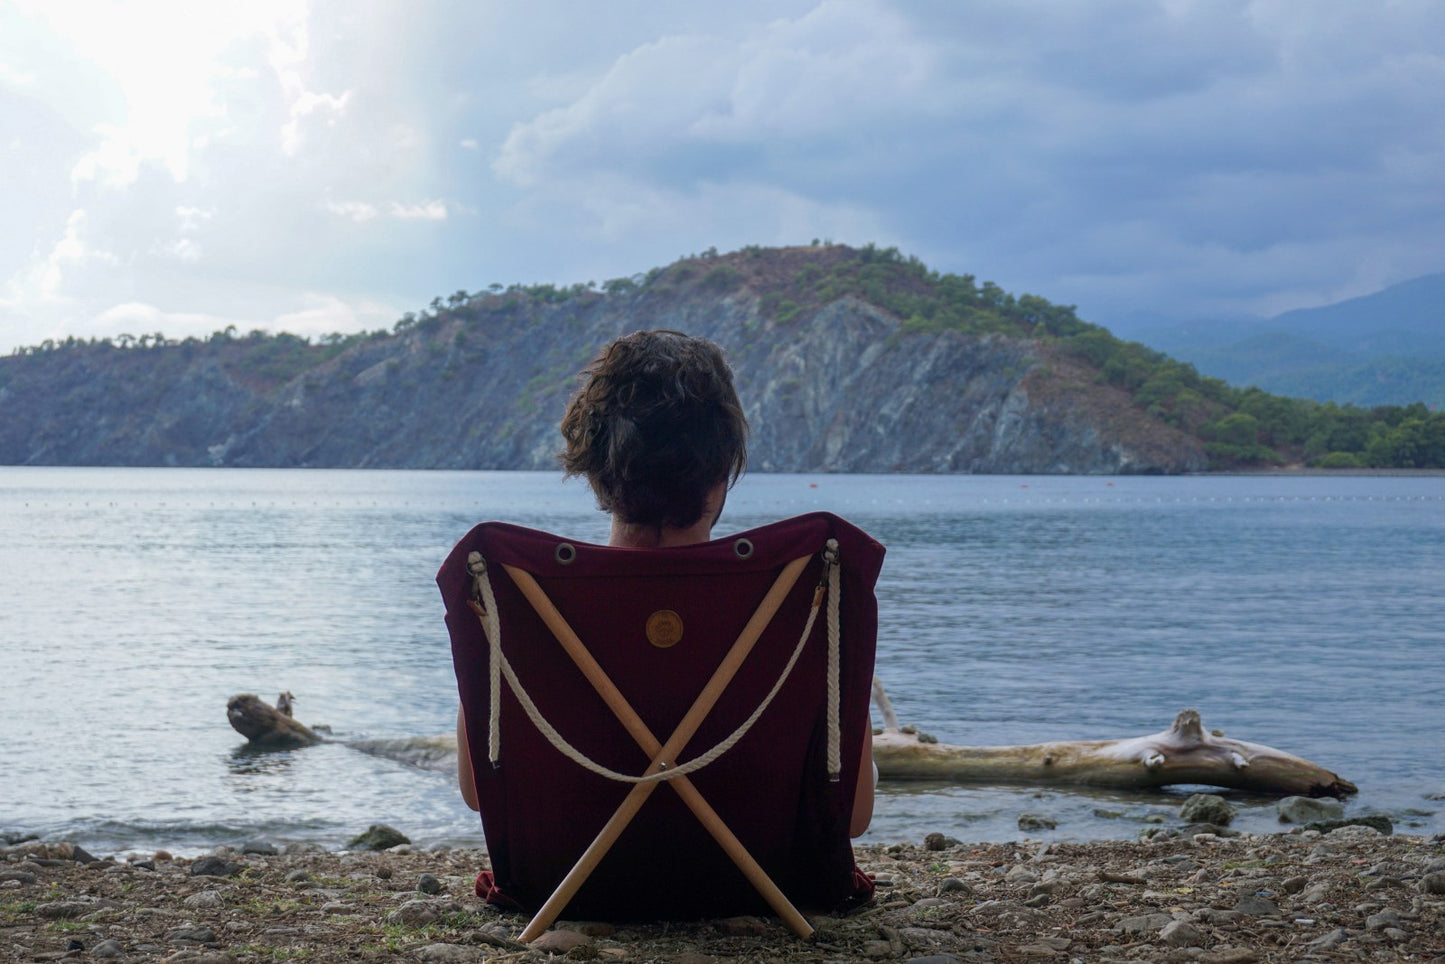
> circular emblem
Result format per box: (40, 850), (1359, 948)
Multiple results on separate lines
(645, 610), (684, 649)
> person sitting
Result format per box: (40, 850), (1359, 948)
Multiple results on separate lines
(451, 329), (876, 919)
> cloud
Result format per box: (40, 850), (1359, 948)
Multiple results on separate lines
(269, 292), (400, 339)
(3, 0), (1444, 354)
(0, 209), (116, 309)
(388, 201), (448, 221)
(326, 200), (381, 222)
(90, 301), (243, 339)
(326, 200), (448, 222)
(494, 0), (931, 187)
(480, 0), (1445, 326)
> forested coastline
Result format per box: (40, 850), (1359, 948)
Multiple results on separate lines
(3, 244), (1443, 471)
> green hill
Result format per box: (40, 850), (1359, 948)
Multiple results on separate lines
(3, 244), (1443, 471)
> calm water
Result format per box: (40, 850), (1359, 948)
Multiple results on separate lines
(2, 468), (1442, 854)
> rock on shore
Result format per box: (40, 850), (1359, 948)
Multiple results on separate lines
(2, 829), (1441, 962)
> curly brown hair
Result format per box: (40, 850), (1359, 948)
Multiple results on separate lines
(560, 330), (747, 529)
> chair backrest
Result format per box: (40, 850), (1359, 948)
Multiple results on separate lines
(438, 511), (884, 920)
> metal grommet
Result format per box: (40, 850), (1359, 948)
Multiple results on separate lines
(554, 543), (577, 565)
(733, 537), (754, 560)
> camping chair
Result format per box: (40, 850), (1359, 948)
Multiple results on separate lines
(438, 512), (884, 939)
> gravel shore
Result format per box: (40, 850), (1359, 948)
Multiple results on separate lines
(4, 827), (1442, 962)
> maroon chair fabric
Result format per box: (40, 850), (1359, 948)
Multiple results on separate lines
(438, 512), (884, 920)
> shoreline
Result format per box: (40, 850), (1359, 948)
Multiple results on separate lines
(5, 828), (1441, 962)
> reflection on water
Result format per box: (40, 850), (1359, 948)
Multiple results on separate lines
(2, 468), (1442, 852)
(227, 745), (301, 775)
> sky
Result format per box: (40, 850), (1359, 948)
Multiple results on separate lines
(2, 0), (1442, 353)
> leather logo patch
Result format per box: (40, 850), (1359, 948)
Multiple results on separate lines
(645, 610), (684, 649)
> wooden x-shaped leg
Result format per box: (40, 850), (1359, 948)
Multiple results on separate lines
(502, 556), (815, 941)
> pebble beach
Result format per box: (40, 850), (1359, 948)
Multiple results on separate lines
(5, 823), (1442, 963)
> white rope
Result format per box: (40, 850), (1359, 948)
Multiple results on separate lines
(468, 545), (838, 784)
(824, 538), (842, 780)
(467, 552), (503, 766)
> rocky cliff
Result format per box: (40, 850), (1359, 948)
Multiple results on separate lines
(0, 247), (1207, 474)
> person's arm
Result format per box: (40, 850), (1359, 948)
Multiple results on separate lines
(849, 720), (875, 837)
(457, 708), (479, 811)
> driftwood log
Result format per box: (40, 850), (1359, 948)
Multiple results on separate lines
(226, 694), (324, 749)
(869, 681), (1356, 798)
(227, 684), (1357, 798)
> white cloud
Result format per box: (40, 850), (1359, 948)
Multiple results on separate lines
(176, 206), (215, 232)
(267, 9), (352, 156)
(494, 0), (932, 185)
(4, 0), (1444, 353)
(326, 199), (448, 222)
(165, 238), (204, 263)
(0, 209), (115, 309)
(326, 200), (380, 222)
(269, 292), (399, 339)
(63, 292), (399, 347)
(389, 201), (447, 221)
(90, 301), (242, 339)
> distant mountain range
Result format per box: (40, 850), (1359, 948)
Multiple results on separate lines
(1121, 274), (1445, 408)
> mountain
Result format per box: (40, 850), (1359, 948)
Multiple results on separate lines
(1128, 274), (1445, 408)
(3, 245), (1443, 472)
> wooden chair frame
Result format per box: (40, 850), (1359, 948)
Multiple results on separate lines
(496, 555), (818, 941)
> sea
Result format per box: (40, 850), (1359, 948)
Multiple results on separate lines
(2, 467), (1442, 856)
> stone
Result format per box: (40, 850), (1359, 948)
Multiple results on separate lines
(417, 872), (443, 894)
(904, 954), (963, 963)
(35, 900), (91, 919)
(388, 899), (444, 927)
(182, 890), (226, 909)
(92, 939), (124, 958)
(1276, 796), (1344, 824)
(937, 877), (970, 894)
(189, 855), (240, 877)
(1312, 815), (1393, 836)
(283, 843), (323, 855)
(1365, 908), (1402, 931)
(1232, 894), (1279, 917)
(861, 940), (894, 959)
(531, 929), (593, 954)
(1119, 912), (1174, 934)
(1280, 874), (1308, 894)
(348, 824), (410, 851)
(1159, 919), (1205, 947)
(0, 870), (37, 884)
(1420, 870), (1445, 895)
(285, 868), (312, 883)
(1308, 927), (1348, 950)
(166, 924), (219, 943)
(71, 845), (98, 864)
(1181, 794), (1235, 827)
(923, 832), (961, 851)
(418, 944), (476, 962)
(898, 926), (944, 946)
(1017, 813), (1057, 831)
(239, 839), (278, 855)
